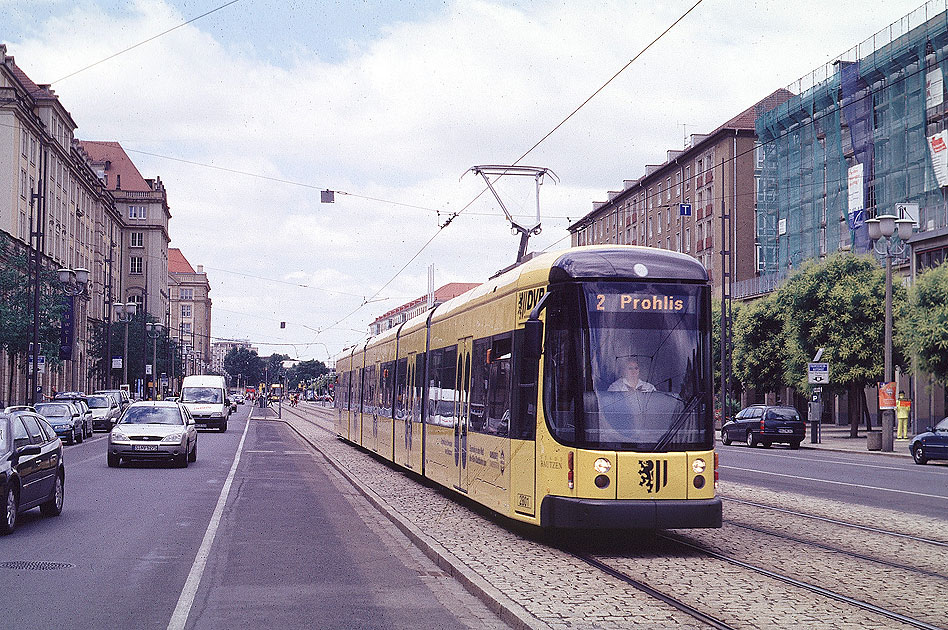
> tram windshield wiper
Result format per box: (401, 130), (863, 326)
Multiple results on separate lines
(652, 393), (700, 452)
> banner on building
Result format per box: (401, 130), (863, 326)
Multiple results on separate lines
(847, 163), (865, 230)
(928, 131), (948, 188)
(59, 295), (74, 361)
(927, 67), (944, 109)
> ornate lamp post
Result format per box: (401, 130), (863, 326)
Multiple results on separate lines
(145, 322), (163, 399)
(112, 302), (137, 390)
(865, 214), (913, 453)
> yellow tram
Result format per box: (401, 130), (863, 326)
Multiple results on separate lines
(334, 245), (721, 529)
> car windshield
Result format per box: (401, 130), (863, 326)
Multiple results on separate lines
(35, 404), (70, 418)
(936, 417), (948, 431)
(181, 387), (222, 404)
(87, 396), (111, 408)
(119, 406), (183, 425)
(544, 281), (713, 451)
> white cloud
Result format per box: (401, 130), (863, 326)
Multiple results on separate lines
(3, 0), (928, 358)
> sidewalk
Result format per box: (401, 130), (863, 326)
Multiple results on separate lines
(751, 424), (913, 458)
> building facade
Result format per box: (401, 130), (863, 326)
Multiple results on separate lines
(168, 248), (212, 376)
(79, 141), (170, 322)
(569, 91), (791, 297)
(369, 282), (480, 336)
(0, 45), (122, 401)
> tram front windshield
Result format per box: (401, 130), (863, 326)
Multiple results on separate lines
(544, 282), (712, 451)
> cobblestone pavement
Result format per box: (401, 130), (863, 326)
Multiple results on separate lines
(270, 404), (946, 630)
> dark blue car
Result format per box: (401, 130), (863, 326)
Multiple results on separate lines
(910, 417), (948, 465)
(1, 409), (65, 534)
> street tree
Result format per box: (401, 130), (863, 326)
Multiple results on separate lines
(288, 359), (329, 389)
(223, 347), (264, 388)
(897, 262), (948, 384)
(732, 291), (787, 397)
(87, 312), (181, 392)
(0, 238), (68, 403)
(777, 252), (906, 436)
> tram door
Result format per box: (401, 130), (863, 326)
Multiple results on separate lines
(454, 338), (473, 493)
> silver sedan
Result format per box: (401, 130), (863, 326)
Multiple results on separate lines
(108, 402), (197, 468)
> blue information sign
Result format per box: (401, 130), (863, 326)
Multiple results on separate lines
(679, 203), (692, 216)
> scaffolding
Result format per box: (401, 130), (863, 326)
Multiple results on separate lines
(756, 1), (948, 273)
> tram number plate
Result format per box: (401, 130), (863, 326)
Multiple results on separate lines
(133, 444), (159, 451)
(778, 428), (793, 433)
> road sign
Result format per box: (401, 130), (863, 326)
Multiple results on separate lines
(679, 203), (692, 216)
(28, 355), (46, 374)
(807, 362), (829, 384)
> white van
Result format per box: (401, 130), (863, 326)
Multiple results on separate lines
(180, 375), (230, 431)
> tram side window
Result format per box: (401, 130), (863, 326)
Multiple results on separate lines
(487, 335), (512, 438)
(440, 346), (458, 427)
(335, 371), (344, 409)
(379, 361), (394, 419)
(426, 348), (442, 425)
(394, 357), (408, 419)
(354, 368), (362, 413)
(414, 353), (425, 423)
(363, 365), (376, 415)
(511, 330), (538, 441)
(470, 339), (489, 432)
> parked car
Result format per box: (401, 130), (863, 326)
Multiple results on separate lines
(87, 394), (121, 431)
(53, 392), (93, 430)
(34, 402), (87, 444)
(108, 401), (197, 467)
(95, 389), (131, 413)
(1, 409), (65, 534)
(909, 417), (948, 464)
(721, 404), (806, 449)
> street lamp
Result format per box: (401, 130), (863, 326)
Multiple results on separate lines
(146, 323), (163, 399)
(113, 302), (137, 390)
(865, 213), (913, 453)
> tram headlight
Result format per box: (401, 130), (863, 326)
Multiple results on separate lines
(692, 458), (706, 474)
(594, 458), (611, 474)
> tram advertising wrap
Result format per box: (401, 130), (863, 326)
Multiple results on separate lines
(334, 245), (721, 530)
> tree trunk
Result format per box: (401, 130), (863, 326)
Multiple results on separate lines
(848, 382), (861, 437)
(5, 352), (13, 407)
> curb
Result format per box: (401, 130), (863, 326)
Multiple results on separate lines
(276, 407), (548, 630)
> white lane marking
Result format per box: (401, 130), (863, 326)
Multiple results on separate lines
(722, 465), (948, 501)
(167, 417), (252, 630)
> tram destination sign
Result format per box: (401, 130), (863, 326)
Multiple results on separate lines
(807, 362), (829, 384)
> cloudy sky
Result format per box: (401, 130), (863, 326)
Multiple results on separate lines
(0, 0), (932, 362)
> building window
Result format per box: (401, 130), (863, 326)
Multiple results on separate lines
(130, 256), (143, 274)
(179, 288), (194, 301)
(128, 205), (146, 220)
(181, 304), (192, 318)
(685, 228), (691, 252)
(666, 177), (671, 201)
(130, 232), (144, 248)
(128, 294), (143, 309)
(182, 322), (192, 334)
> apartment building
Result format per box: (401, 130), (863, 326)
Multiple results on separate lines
(169, 248), (212, 376)
(210, 339), (257, 376)
(0, 45), (122, 401)
(369, 282), (480, 336)
(568, 91), (792, 297)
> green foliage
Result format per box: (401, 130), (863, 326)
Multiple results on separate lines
(87, 313), (182, 386)
(288, 359), (329, 388)
(0, 238), (68, 370)
(733, 291), (787, 393)
(897, 263), (948, 384)
(776, 252), (904, 391)
(223, 347), (264, 386)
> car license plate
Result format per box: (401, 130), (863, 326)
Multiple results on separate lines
(133, 444), (159, 451)
(778, 428), (793, 433)
(196, 423), (207, 428)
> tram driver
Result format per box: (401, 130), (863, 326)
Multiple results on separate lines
(607, 356), (656, 393)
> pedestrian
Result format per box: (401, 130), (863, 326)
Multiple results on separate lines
(896, 391), (911, 439)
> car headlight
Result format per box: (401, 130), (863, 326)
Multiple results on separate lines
(692, 458), (707, 474)
(110, 430), (130, 443)
(161, 432), (186, 444)
(210, 412), (223, 418)
(54, 424), (68, 430)
(594, 457), (612, 473)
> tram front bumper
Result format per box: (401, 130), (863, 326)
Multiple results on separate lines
(539, 496), (722, 529)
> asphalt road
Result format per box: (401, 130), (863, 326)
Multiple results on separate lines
(0, 405), (501, 630)
(718, 442), (948, 520)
